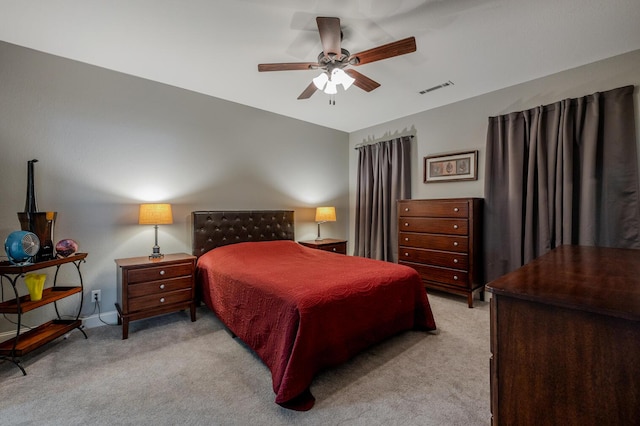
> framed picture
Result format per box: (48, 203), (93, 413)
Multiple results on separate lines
(424, 150), (478, 183)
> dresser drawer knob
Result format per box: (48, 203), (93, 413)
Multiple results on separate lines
(332, 248), (336, 252)
(160, 284), (165, 289)
(160, 270), (166, 276)
(453, 225), (458, 229)
(160, 297), (165, 303)
(405, 207), (409, 212)
(453, 275), (459, 280)
(404, 237), (409, 241)
(454, 207), (459, 212)
(453, 259), (458, 263)
(404, 252), (409, 257)
(453, 242), (459, 246)
(404, 222), (409, 227)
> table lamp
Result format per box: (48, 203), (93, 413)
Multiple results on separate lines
(315, 206), (336, 241)
(139, 203), (173, 259)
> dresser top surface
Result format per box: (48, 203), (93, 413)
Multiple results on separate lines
(486, 245), (640, 320)
(115, 252), (195, 268)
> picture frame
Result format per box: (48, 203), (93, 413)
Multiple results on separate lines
(424, 150), (478, 183)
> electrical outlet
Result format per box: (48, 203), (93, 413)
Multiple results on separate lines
(91, 289), (101, 302)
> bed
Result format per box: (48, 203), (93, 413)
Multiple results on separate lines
(192, 210), (436, 410)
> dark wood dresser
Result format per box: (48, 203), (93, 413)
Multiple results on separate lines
(299, 238), (347, 254)
(398, 198), (483, 307)
(115, 253), (196, 339)
(486, 245), (640, 425)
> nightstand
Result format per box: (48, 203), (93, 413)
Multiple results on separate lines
(299, 238), (347, 255)
(115, 253), (196, 339)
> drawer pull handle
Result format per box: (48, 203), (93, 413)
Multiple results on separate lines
(404, 252), (409, 257)
(160, 297), (165, 303)
(404, 222), (409, 227)
(160, 284), (165, 289)
(404, 237), (409, 241)
(453, 242), (459, 246)
(160, 270), (166, 276)
(453, 225), (458, 229)
(454, 207), (459, 212)
(454, 259), (458, 263)
(332, 248), (336, 252)
(405, 207), (409, 212)
(453, 275), (459, 280)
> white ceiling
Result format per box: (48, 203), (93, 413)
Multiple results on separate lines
(1, 0), (640, 133)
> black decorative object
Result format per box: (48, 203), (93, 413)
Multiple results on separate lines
(16, 159), (57, 262)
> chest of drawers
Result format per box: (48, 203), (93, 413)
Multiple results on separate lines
(398, 198), (483, 307)
(115, 253), (196, 339)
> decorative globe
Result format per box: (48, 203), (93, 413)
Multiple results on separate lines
(55, 239), (78, 257)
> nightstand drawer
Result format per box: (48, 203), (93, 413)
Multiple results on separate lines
(319, 243), (347, 254)
(128, 288), (192, 312)
(299, 239), (348, 255)
(127, 263), (193, 284)
(127, 276), (192, 298)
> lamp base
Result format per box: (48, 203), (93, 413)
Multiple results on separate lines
(149, 242), (164, 259)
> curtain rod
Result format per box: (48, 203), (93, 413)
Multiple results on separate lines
(353, 135), (414, 150)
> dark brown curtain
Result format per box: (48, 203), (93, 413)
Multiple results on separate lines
(484, 85), (640, 282)
(354, 136), (412, 261)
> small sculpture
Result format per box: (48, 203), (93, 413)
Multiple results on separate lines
(55, 239), (78, 258)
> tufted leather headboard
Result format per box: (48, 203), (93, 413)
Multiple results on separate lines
(192, 210), (295, 257)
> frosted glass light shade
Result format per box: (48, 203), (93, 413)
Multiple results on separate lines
(332, 68), (355, 90)
(324, 80), (338, 94)
(313, 72), (329, 90)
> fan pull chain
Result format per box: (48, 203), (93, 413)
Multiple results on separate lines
(329, 94), (336, 105)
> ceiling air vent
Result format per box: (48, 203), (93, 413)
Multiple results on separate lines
(419, 80), (454, 95)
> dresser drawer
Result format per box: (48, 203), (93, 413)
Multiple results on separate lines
(127, 262), (193, 284)
(399, 248), (468, 270)
(400, 261), (470, 288)
(398, 200), (469, 218)
(318, 243), (347, 254)
(399, 218), (468, 235)
(127, 276), (193, 298)
(399, 232), (468, 252)
(128, 288), (192, 312)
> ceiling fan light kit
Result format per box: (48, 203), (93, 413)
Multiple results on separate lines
(258, 17), (416, 103)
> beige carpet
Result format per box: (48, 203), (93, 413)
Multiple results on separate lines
(0, 292), (491, 425)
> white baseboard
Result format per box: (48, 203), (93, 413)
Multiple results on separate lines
(0, 310), (118, 340)
(0, 328), (31, 340)
(81, 310), (119, 329)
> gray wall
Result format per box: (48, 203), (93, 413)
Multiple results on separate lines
(348, 49), (640, 247)
(0, 41), (349, 331)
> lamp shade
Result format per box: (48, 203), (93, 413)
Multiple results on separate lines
(315, 206), (336, 223)
(139, 203), (173, 225)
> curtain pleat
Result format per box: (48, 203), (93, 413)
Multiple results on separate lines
(354, 136), (412, 261)
(484, 85), (640, 283)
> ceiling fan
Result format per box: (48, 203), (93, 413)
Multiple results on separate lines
(258, 17), (416, 102)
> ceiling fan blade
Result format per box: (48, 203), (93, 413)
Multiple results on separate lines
(344, 69), (381, 92)
(297, 82), (318, 99)
(258, 62), (318, 72)
(350, 37), (416, 66)
(316, 17), (342, 58)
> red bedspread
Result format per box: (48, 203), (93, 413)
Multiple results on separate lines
(196, 240), (436, 410)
